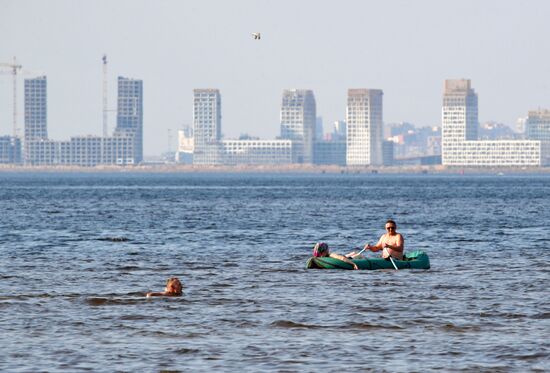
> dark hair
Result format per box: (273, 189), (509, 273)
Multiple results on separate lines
(386, 219), (396, 227)
(313, 242), (329, 257)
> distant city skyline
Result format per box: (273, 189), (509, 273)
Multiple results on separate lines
(2, 0), (549, 156)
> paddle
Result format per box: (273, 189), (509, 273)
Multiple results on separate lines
(345, 244), (369, 259)
(384, 247), (399, 270)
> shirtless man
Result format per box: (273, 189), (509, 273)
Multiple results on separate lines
(364, 220), (404, 260)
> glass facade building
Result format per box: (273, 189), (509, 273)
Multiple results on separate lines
(115, 76), (143, 164)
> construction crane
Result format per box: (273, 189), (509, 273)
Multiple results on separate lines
(102, 54), (108, 138)
(0, 57), (23, 137)
(101, 54), (118, 137)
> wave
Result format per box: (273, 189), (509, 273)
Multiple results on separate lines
(345, 322), (404, 330)
(270, 320), (323, 329)
(493, 351), (549, 362)
(270, 320), (404, 330)
(0, 293), (65, 300)
(115, 265), (142, 271)
(86, 297), (142, 306)
(439, 323), (481, 333)
(175, 347), (200, 354)
(97, 236), (130, 242)
(118, 314), (156, 321)
(531, 312), (550, 320)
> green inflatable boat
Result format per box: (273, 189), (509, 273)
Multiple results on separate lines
(306, 250), (430, 270)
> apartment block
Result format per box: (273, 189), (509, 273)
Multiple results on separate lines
(280, 89), (316, 164)
(346, 89), (383, 166)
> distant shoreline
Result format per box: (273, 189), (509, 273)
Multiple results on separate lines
(1, 164), (549, 174)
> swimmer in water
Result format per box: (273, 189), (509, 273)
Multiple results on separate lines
(146, 277), (183, 297)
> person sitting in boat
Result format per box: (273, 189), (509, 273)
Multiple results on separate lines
(364, 219), (404, 260)
(313, 242), (359, 270)
(146, 277), (183, 297)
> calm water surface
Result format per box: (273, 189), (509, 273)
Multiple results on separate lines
(0, 173), (548, 372)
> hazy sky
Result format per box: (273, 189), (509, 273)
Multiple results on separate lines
(1, 0), (549, 156)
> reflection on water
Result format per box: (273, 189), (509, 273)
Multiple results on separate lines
(0, 173), (548, 371)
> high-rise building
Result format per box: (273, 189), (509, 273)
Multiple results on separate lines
(24, 76), (48, 142)
(441, 79), (478, 164)
(192, 89), (222, 165)
(346, 89), (383, 166)
(441, 79), (540, 166)
(18, 73), (139, 167)
(280, 89), (316, 164)
(525, 109), (550, 165)
(24, 76), (48, 163)
(190, 89), (292, 166)
(115, 76), (143, 164)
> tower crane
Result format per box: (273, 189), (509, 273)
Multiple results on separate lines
(0, 57), (23, 137)
(102, 54), (108, 138)
(101, 54), (118, 137)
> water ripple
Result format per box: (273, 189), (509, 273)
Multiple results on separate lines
(1, 173), (549, 372)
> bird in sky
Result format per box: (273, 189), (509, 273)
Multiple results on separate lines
(252, 32), (261, 40)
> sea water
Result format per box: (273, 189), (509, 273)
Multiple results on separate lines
(0, 172), (548, 372)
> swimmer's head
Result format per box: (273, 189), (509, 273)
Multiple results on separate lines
(165, 277), (183, 295)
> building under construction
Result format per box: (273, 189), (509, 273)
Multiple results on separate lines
(22, 75), (142, 166)
(0, 56), (143, 166)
